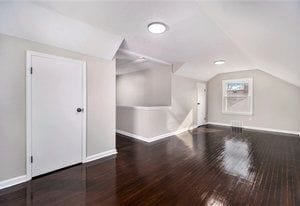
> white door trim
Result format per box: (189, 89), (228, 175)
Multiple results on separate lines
(197, 82), (207, 126)
(26, 50), (87, 181)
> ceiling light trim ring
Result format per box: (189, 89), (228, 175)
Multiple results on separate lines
(148, 22), (167, 34)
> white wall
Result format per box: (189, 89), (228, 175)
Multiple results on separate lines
(207, 69), (300, 132)
(0, 34), (116, 181)
(117, 67), (172, 106)
(117, 75), (201, 139)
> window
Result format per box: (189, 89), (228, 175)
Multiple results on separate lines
(222, 78), (253, 115)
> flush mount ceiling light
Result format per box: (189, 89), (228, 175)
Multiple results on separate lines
(214, 60), (226, 65)
(148, 22), (167, 34)
(135, 57), (146, 63)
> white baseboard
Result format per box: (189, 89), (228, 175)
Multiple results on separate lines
(243, 125), (299, 136)
(0, 175), (27, 190)
(207, 122), (299, 136)
(206, 122), (231, 127)
(0, 150), (117, 190)
(117, 124), (200, 143)
(116, 130), (151, 142)
(85, 149), (117, 163)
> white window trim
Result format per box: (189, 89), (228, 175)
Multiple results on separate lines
(222, 78), (253, 116)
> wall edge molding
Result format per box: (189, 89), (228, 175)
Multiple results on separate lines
(0, 149), (118, 190)
(117, 124), (201, 143)
(85, 149), (118, 163)
(116, 130), (151, 142)
(0, 175), (27, 190)
(206, 122), (300, 136)
(116, 105), (171, 111)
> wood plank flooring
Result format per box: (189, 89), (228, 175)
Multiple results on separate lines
(0, 125), (300, 206)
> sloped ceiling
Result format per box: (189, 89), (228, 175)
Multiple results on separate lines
(14, 1), (300, 86)
(0, 2), (123, 60)
(197, 2), (300, 87)
(116, 50), (172, 75)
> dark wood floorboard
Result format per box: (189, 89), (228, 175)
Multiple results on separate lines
(1, 125), (300, 206)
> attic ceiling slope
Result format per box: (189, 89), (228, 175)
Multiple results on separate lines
(116, 49), (172, 76)
(0, 2), (123, 60)
(29, 1), (300, 87)
(197, 1), (300, 87)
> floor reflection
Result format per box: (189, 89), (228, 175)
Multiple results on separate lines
(223, 138), (253, 181)
(1, 125), (300, 205)
(206, 193), (227, 206)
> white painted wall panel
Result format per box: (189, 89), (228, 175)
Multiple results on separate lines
(0, 2), (123, 60)
(0, 34), (116, 181)
(117, 75), (201, 138)
(207, 70), (300, 132)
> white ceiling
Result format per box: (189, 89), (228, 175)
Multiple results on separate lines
(0, 2), (123, 60)
(34, 1), (300, 86)
(116, 49), (171, 75)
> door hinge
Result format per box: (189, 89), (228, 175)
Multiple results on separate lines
(30, 67), (33, 74)
(30, 156), (33, 163)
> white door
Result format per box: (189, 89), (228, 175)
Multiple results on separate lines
(30, 53), (85, 177)
(197, 83), (207, 126)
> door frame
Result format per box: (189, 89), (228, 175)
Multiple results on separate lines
(26, 51), (87, 180)
(197, 82), (207, 127)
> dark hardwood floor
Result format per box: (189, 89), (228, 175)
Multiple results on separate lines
(1, 125), (300, 206)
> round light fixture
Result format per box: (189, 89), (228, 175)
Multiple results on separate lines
(135, 57), (146, 63)
(214, 60), (226, 65)
(148, 22), (167, 34)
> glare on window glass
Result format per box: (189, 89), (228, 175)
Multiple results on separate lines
(226, 83), (248, 96)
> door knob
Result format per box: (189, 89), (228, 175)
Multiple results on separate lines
(76, 108), (83, 112)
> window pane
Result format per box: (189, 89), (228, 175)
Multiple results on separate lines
(224, 96), (250, 113)
(226, 83), (249, 96)
(222, 78), (253, 115)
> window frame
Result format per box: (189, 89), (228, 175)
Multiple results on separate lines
(222, 78), (253, 116)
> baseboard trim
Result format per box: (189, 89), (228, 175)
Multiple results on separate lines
(0, 175), (27, 190)
(85, 149), (118, 163)
(243, 125), (299, 136)
(117, 124), (200, 143)
(0, 150), (118, 190)
(206, 122), (231, 127)
(116, 130), (151, 142)
(207, 122), (299, 136)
